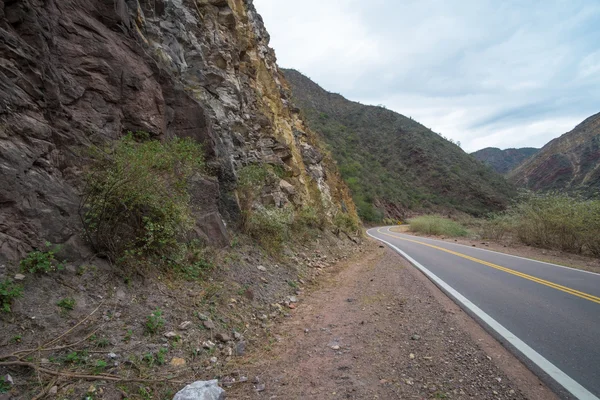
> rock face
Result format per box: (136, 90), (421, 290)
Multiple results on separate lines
(508, 112), (600, 196)
(471, 147), (539, 175)
(0, 0), (356, 261)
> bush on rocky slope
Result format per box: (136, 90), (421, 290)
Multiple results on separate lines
(82, 133), (205, 265)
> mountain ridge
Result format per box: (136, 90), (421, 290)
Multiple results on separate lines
(282, 68), (516, 220)
(508, 112), (600, 196)
(472, 147), (539, 174)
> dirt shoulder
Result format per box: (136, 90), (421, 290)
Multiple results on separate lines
(226, 240), (557, 400)
(390, 226), (600, 274)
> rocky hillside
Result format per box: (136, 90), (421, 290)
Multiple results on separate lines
(0, 0), (357, 262)
(472, 147), (539, 174)
(508, 112), (600, 196)
(282, 69), (516, 220)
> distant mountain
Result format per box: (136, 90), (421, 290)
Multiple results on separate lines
(472, 147), (539, 174)
(508, 113), (600, 196)
(282, 69), (516, 220)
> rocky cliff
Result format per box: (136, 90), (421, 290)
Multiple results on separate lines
(471, 147), (539, 175)
(508, 112), (600, 196)
(0, 0), (356, 261)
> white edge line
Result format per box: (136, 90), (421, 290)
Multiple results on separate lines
(384, 226), (600, 277)
(367, 229), (599, 400)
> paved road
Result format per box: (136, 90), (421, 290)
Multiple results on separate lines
(367, 227), (600, 400)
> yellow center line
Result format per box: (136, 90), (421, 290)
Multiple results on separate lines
(377, 228), (600, 305)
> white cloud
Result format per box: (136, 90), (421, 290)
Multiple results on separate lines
(254, 0), (600, 151)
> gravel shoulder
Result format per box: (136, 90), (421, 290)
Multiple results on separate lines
(226, 240), (557, 399)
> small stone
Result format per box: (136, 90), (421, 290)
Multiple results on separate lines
(216, 332), (231, 342)
(239, 376), (248, 383)
(198, 313), (209, 321)
(331, 345), (340, 350)
(203, 320), (216, 330)
(411, 334), (421, 341)
(409, 353), (415, 359)
(202, 341), (216, 349)
(288, 296), (298, 303)
(179, 321), (192, 330)
(210, 356), (218, 363)
(304, 328), (309, 334)
(164, 331), (179, 339)
(233, 331), (243, 340)
(107, 353), (118, 359)
(260, 277), (269, 283)
(255, 383), (266, 392)
(509, 389), (515, 395)
(496, 377), (502, 383)
(170, 357), (186, 367)
(235, 341), (246, 356)
(258, 314), (268, 321)
(257, 265), (267, 272)
(13, 274), (25, 281)
(48, 386), (58, 395)
(4, 374), (13, 385)
(493, 390), (498, 395)
(288, 304), (296, 309)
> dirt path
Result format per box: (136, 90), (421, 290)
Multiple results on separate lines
(227, 240), (558, 400)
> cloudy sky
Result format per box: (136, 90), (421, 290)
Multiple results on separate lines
(253, 0), (600, 152)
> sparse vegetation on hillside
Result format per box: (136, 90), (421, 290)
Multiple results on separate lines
(0, 279), (23, 313)
(283, 69), (516, 221)
(82, 133), (205, 265)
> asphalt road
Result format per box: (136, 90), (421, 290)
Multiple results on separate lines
(367, 227), (600, 400)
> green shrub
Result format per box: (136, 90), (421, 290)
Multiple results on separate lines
(0, 376), (11, 393)
(245, 206), (293, 252)
(478, 214), (514, 240)
(82, 133), (204, 263)
(505, 192), (600, 255)
(0, 279), (23, 313)
(295, 206), (322, 230)
(334, 212), (360, 234)
(408, 215), (469, 237)
(57, 297), (76, 311)
(145, 308), (165, 335)
(20, 243), (64, 274)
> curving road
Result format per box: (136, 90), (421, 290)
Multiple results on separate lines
(367, 226), (600, 400)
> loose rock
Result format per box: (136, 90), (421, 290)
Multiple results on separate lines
(173, 380), (225, 400)
(216, 332), (231, 342)
(170, 357), (186, 367)
(179, 321), (193, 330)
(203, 320), (216, 330)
